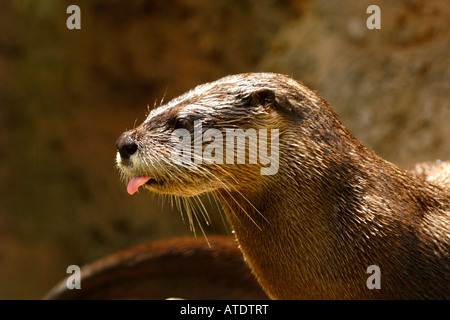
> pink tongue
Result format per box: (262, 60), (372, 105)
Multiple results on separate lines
(127, 176), (151, 195)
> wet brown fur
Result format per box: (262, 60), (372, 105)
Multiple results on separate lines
(116, 73), (450, 299)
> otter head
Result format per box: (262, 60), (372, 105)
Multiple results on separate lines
(115, 73), (294, 199)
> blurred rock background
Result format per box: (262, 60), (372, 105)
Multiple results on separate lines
(0, 0), (448, 299)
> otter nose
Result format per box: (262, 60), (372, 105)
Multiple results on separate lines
(116, 132), (138, 160)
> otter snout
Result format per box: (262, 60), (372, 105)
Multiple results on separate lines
(116, 131), (138, 160)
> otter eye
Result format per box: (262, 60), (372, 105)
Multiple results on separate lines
(174, 118), (192, 130)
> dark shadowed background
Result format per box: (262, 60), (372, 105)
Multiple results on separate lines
(0, 0), (448, 299)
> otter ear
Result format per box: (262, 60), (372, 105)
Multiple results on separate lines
(249, 89), (276, 108)
(247, 88), (296, 116)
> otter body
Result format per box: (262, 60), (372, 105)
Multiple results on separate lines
(116, 73), (449, 299)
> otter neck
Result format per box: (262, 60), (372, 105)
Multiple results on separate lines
(215, 135), (441, 299)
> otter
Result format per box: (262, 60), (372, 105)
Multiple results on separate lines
(116, 73), (449, 299)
